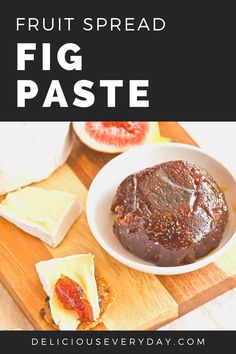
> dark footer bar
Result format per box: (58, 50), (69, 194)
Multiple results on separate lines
(0, 330), (231, 353)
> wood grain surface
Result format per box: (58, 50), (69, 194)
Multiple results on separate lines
(0, 122), (236, 330)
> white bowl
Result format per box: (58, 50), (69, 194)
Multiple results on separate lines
(86, 143), (236, 275)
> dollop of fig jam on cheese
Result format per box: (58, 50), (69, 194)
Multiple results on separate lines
(55, 275), (94, 322)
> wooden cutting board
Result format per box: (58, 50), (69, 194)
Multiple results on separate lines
(0, 122), (236, 330)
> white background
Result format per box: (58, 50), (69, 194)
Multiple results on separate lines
(180, 122), (236, 176)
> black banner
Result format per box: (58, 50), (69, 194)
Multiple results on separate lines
(0, 330), (229, 353)
(1, 1), (236, 120)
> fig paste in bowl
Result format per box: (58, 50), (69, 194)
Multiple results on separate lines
(111, 160), (228, 267)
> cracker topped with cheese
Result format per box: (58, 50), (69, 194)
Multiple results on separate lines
(0, 186), (81, 247)
(36, 254), (114, 330)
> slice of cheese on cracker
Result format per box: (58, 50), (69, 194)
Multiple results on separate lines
(36, 254), (100, 330)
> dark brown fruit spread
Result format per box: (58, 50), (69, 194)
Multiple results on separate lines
(111, 160), (228, 267)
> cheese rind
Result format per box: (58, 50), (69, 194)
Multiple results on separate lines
(0, 187), (82, 247)
(36, 254), (100, 330)
(0, 122), (74, 195)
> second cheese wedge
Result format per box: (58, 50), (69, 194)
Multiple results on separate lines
(0, 186), (81, 247)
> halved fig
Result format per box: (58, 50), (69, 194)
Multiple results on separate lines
(73, 121), (169, 153)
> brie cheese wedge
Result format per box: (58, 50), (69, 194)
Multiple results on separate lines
(0, 186), (81, 247)
(0, 122), (74, 195)
(36, 254), (100, 330)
